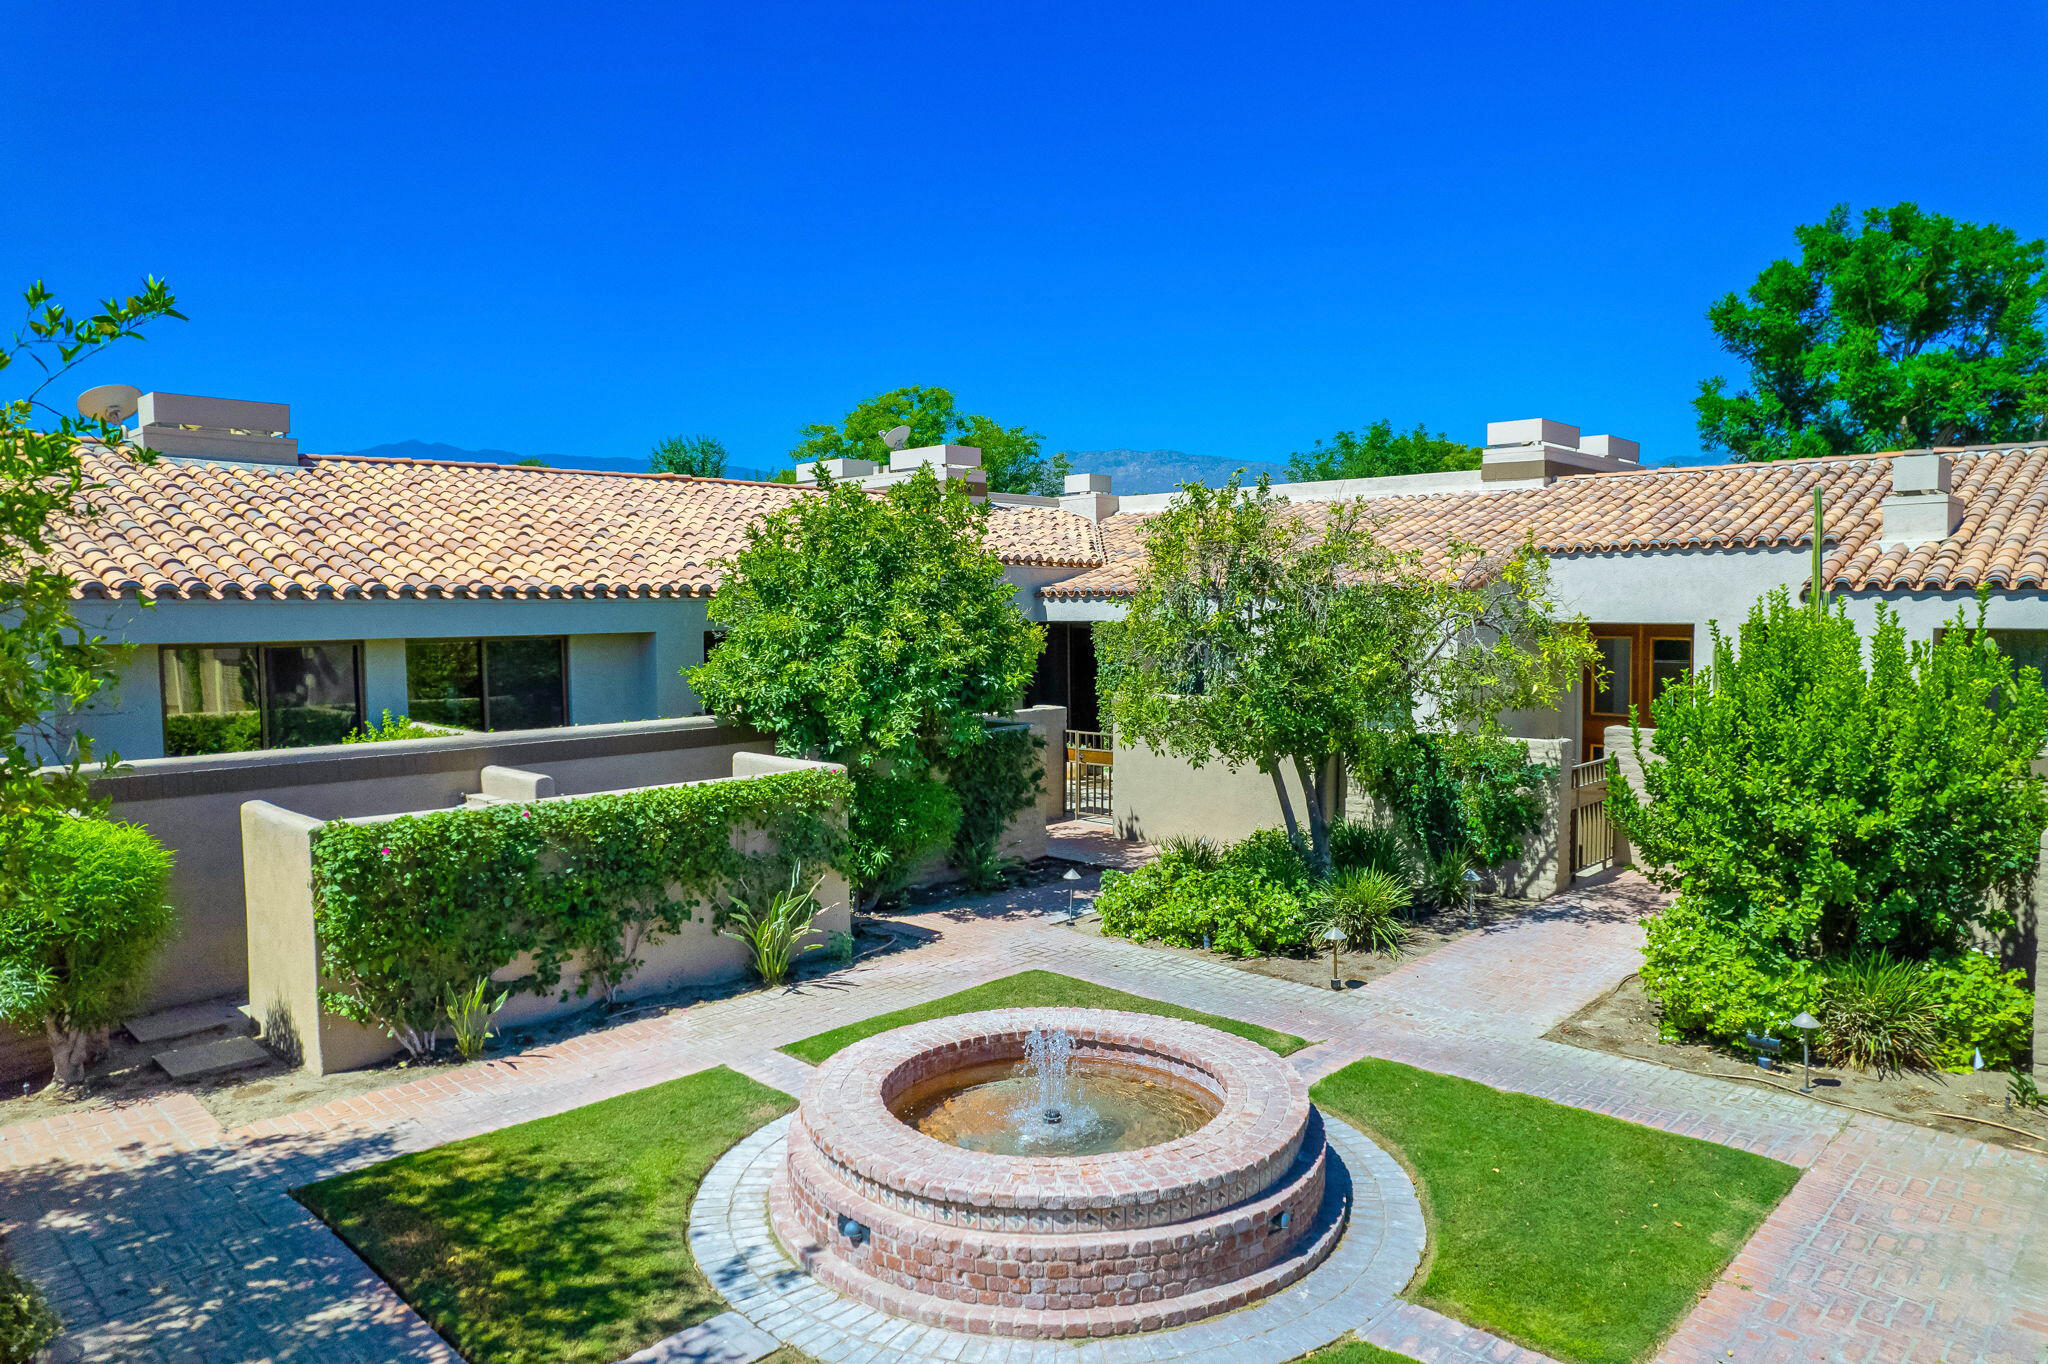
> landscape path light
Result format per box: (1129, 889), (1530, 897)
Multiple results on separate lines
(1789, 1011), (1820, 1092)
(1322, 923), (1346, 991)
(1062, 867), (1084, 925)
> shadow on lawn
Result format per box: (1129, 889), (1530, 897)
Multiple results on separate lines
(0, 1123), (458, 1362)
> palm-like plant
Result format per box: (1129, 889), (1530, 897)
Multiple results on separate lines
(1312, 867), (1411, 957)
(720, 864), (827, 987)
(1819, 953), (1942, 1074)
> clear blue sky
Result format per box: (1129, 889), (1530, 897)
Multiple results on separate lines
(10, 1), (2045, 471)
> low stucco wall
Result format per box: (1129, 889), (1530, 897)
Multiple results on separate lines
(1112, 740), (1322, 847)
(246, 753), (853, 1075)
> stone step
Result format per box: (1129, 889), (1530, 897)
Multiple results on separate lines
(614, 1311), (778, 1363)
(153, 1036), (272, 1081)
(124, 999), (253, 1045)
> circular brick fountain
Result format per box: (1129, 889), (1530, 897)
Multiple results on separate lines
(768, 1008), (1346, 1339)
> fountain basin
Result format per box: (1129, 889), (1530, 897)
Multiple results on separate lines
(770, 1007), (1344, 1338)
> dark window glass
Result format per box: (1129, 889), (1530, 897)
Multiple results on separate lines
(161, 646), (263, 755)
(264, 644), (362, 747)
(703, 629), (727, 660)
(484, 637), (566, 731)
(1650, 637), (1693, 696)
(406, 640), (484, 728)
(1590, 636), (1631, 715)
(1990, 630), (2048, 681)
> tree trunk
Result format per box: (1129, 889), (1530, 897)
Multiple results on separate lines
(1293, 755), (1333, 879)
(1267, 761), (1302, 845)
(45, 1018), (106, 1088)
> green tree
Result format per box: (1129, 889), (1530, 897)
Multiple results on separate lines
(1096, 478), (1591, 875)
(789, 386), (1069, 495)
(1284, 419), (1482, 482)
(649, 433), (729, 478)
(2, 278), (183, 870)
(515, 456), (547, 467)
(689, 466), (1044, 901)
(1696, 203), (2048, 460)
(0, 816), (175, 1084)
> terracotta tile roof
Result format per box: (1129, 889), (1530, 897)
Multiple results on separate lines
(46, 452), (1103, 601)
(1039, 444), (2048, 600)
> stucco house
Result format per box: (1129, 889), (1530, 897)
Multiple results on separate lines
(43, 398), (2048, 783)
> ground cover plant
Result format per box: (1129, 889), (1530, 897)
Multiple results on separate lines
(1610, 590), (2044, 1070)
(1304, 1339), (1421, 1364)
(297, 1066), (791, 1364)
(779, 968), (1308, 1063)
(1312, 1059), (1798, 1364)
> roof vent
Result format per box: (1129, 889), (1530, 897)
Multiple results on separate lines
(1480, 419), (1640, 483)
(133, 392), (299, 466)
(1880, 452), (1964, 547)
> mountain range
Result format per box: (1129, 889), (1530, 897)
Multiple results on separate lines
(325, 440), (1286, 493)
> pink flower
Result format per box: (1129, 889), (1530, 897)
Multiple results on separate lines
(522, 809), (533, 819)
(381, 847), (393, 856)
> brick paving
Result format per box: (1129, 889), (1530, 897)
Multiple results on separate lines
(0, 862), (2041, 1363)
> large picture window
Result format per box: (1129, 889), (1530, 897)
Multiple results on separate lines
(161, 643), (363, 755)
(406, 637), (567, 732)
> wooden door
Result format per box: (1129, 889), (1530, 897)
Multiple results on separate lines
(1582, 625), (1694, 759)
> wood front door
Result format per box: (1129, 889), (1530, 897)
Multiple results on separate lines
(1582, 624), (1694, 759)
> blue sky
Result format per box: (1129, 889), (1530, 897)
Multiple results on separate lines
(10, 1), (2045, 472)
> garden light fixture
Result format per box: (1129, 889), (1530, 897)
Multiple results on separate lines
(1062, 867), (1084, 925)
(1322, 923), (1346, 990)
(1789, 1012), (1819, 1092)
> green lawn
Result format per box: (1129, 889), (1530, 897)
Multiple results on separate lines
(779, 968), (1312, 1063)
(1299, 1337), (1421, 1363)
(297, 1066), (794, 1364)
(1311, 1060), (1798, 1364)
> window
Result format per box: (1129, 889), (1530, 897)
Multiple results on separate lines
(1589, 636), (1631, 716)
(1650, 636), (1694, 696)
(405, 637), (567, 732)
(160, 643), (363, 755)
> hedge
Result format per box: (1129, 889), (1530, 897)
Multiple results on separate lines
(309, 767), (849, 1056)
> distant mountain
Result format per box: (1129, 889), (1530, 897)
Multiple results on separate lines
(1060, 448), (1287, 495)
(325, 439), (646, 473)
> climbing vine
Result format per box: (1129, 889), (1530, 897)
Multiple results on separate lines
(945, 724), (1044, 873)
(309, 767), (849, 1055)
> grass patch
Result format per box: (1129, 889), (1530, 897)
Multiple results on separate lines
(1312, 1059), (1798, 1364)
(1301, 1337), (1421, 1363)
(779, 968), (1311, 1063)
(297, 1066), (793, 1364)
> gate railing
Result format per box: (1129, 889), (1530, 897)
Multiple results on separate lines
(1065, 729), (1113, 821)
(1570, 756), (1614, 874)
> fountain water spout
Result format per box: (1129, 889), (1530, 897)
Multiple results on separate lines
(1021, 1028), (1076, 1126)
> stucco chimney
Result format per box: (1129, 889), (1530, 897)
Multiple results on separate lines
(1059, 471), (1118, 522)
(1880, 452), (1964, 547)
(1480, 419), (1641, 483)
(134, 392), (299, 465)
(843, 444), (989, 500)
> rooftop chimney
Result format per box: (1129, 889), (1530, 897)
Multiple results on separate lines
(1880, 452), (1964, 546)
(815, 444), (988, 500)
(1059, 471), (1118, 522)
(133, 392), (299, 465)
(1481, 419), (1640, 483)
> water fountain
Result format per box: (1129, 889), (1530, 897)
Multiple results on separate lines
(771, 1007), (1347, 1338)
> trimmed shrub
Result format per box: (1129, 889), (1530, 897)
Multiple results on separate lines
(0, 817), (175, 1085)
(844, 769), (960, 907)
(1363, 732), (1552, 869)
(1923, 951), (2032, 1071)
(1096, 860), (1312, 958)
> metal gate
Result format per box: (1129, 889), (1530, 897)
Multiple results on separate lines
(1570, 756), (1614, 875)
(1065, 729), (1113, 821)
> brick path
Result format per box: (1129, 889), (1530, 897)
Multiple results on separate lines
(1, 862), (2042, 1363)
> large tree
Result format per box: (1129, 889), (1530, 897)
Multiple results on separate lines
(789, 385), (1070, 495)
(1096, 478), (1591, 875)
(2, 278), (182, 864)
(649, 432), (729, 477)
(688, 466), (1044, 901)
(1284, 419), (1482, 482)
(1696, 203), (2048, 460)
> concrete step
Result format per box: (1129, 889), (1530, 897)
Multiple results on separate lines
(153, 1036), (272, 1081)
(124, 999), (253, 1046)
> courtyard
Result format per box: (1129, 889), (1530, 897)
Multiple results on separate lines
(1, 827), (2041, 1364)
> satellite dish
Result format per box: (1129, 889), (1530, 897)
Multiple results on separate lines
(879, 424), (912, 451)
(77, 383), (142, 423)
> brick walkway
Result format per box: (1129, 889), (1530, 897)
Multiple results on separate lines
(1, 866), (2042, 1363)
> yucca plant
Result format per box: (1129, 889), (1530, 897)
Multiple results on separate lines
(444, 976), (509, 1061)
(1313, 867), (1411, 957)
(1158, 835), (1224, 871)
(720, 863), (827, 987)
(1819, 953), (1942, 1074)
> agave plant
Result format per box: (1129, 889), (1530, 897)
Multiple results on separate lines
(1818, 953), (1942, 1075)
(721, 863), (827, 987)
(1312, 867), (1411, 958)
